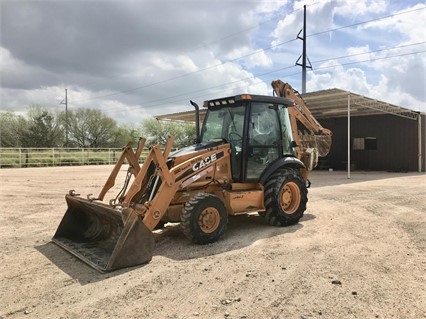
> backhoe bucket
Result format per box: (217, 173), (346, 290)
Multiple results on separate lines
(52, 194), (155, 272)
(299, 134), (332, 157)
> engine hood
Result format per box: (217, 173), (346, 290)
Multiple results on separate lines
(169, 139), (226, 158)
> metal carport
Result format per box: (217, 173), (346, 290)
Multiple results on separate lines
(155, 89), (424, 173)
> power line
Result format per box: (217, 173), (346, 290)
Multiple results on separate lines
(73, 4), (426, 111)
(100, 64), (299, 114)
(84, 37), (298, 102)
(310, 50), (426, 72)
(75, 3), (355, 103)
(308, 6), (425, 38)
(60, 89), (68, 147)
(81, 7), (305, 102)
(311, 42), (426, 64)
(100, 48), (424, 115)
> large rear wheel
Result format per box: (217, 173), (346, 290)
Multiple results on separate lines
(262, 168), (308, 226)
(181, 193), (228, 244)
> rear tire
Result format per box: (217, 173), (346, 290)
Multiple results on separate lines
(181, 193), (228, 244)
(262, 168), (308, 226)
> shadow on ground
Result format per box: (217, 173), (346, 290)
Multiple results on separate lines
(36, 213), (315, 284)
(152, 213), (311, 261)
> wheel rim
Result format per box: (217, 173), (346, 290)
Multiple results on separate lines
(280, 182), (301, 214)
(198, 207), (221, 233)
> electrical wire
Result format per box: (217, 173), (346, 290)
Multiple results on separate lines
(98, 44), (425, 114)
(68, 4), (425, 114)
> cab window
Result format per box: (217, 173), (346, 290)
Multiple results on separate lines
(246, 103), (280, 179)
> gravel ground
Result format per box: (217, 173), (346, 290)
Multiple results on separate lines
(0, 166), (425, 319)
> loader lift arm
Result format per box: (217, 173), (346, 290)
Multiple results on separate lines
(123, 137), (230, 231)
(53, 136), (233, 272)
(94, 138), (146, 202)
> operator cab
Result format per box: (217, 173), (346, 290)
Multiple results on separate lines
(200, 94), (296, 182)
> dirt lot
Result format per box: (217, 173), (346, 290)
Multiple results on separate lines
(0, 166), (425, 319)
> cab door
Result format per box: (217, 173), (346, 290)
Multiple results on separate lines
(245, 103), (281, 180)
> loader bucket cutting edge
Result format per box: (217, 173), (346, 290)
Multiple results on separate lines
(52, 194), (155, 272)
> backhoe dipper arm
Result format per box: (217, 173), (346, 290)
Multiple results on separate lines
(271, 80), (332, 167)
(271, 80), (332, 136)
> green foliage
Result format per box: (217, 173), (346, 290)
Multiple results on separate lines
(140, 119), (196, 149)
(1, 105), (196, 150)
(20, 105), (63, 147)
(0, 111), (27, 147)
(65, 108), (118, 148)
(110, 125), (142, 148)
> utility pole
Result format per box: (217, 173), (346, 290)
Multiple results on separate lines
(295, 5), (312, 93)
(60, 89), (68, 147)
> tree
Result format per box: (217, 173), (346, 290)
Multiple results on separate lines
(66, 108), (118, 148)
(20, 105), (63, 147)
(0, 111), (28, 147)
(110, 125), (142, 148)
(140, 118), (196, 149)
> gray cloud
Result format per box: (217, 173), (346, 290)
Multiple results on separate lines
(2, 1), (253, 74)
(1, 0), (262, 120)
(1, 0), (424, 123)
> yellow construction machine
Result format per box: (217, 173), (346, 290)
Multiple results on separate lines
(52, 80), (332, 272)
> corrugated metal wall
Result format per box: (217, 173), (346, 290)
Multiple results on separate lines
(318, 114), (425, 172)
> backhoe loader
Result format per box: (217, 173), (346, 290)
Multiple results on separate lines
(52, 80), (332, 272)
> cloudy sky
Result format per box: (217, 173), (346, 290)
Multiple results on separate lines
(1, 0), (425, 125)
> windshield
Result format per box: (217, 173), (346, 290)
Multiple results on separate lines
(201, 105), (246, 143)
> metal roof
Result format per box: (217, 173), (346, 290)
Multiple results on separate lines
(155, 88), (420, 123)
(302, 88), (419, 120)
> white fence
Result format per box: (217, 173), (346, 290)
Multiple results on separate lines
(0, 147), (128, 168)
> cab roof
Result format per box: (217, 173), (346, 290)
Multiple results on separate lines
(203, 94), (294, 108)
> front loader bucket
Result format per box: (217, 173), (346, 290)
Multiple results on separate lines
(52, 194), (155, 272)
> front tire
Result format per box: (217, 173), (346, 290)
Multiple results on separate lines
(181, 193), (228, 244)
(262, 168), (308, 226)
